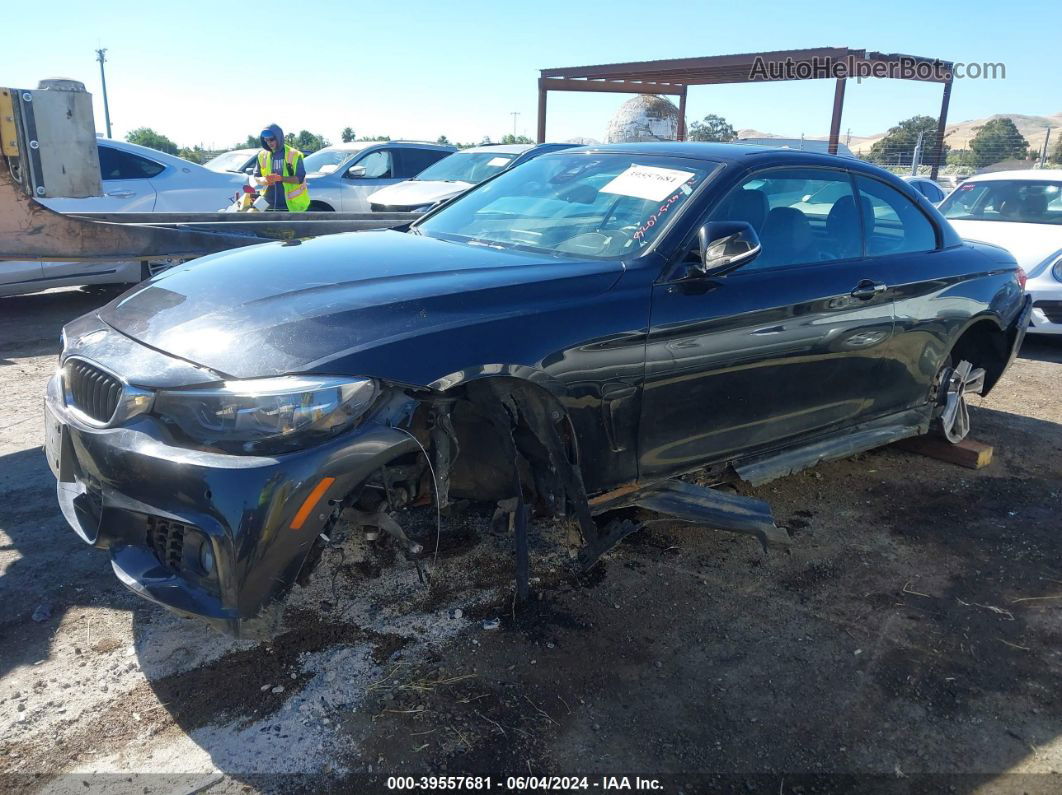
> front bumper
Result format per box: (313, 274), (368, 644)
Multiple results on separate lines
(44, 374), (416, 637)
(1027, 279), (1062, 335)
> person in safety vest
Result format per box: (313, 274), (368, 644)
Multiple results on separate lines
(253, 124), (310, 212)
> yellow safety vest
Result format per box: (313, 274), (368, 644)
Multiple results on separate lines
(258, 145), (310, 212)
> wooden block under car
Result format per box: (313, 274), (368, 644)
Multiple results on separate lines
(893, 435), (993, 470)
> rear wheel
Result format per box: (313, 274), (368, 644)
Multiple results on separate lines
(308, 201), (334, 212)
(932, 357), (986, 444)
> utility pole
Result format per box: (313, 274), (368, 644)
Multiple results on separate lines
(95, 48), (112, 138)
(510, 112), (520, 138)
(910, 131), (924, 176)
(845, 128), (851, 147)
(1039, 127), (1052, 168)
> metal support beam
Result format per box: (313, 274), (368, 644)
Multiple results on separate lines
(930, 78), (953, 181)
(537, 81), (547, 143)
(677, 86), (688, 141)
(828, 78), (846, 155)
(538, 77), (685, 96)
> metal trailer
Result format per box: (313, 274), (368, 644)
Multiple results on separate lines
(0, 79), (418, 272)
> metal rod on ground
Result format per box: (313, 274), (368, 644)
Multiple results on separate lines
(95, 48), (112, 139)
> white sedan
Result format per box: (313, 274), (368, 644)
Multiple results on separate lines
(938, 169), (1062, 335)
(2, 139), (246, 297)
(203, 147), (259, 176)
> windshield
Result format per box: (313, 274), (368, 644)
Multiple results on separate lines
(203, 151), (254, 173)
(303, 148), (360, 176)
(415, 151), (519, 184)
(416, 153), (717, 260)
(939, 179), (1062, 225)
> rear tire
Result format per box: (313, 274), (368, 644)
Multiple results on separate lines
(931, 356), (986, 444)
(308, 201), (334, 212)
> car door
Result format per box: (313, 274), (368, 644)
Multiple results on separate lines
(26, 146), (160, 288)
(849, 173), (957, 414)
(638, 166), (896, 480)
(43, 145), (159, 214)
(339, 148), (400, 211)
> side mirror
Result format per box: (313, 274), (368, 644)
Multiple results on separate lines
(346, 165), (366, 178)
(694, 221), (761, 275)
(243, 167), (254, 175)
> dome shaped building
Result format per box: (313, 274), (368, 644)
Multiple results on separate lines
(607, 95), (680, 143)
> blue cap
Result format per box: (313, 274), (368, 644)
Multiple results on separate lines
(261, 129), (276, 139)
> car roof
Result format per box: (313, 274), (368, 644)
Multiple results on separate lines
(463, 144), (535, 154)
(963, 169), (1062, 182)
(578, 141), (820, 162)
(321, 141), (454, 152)
(96, 137), (204, 169)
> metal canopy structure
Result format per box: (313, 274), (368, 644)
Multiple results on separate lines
(538, 47), (955, 179)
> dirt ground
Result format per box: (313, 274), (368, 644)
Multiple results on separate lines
(1, 287), (1060, 794)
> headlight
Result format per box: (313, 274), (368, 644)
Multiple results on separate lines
(153, 376), (377, 454)
(1052, 255), (1062, 283)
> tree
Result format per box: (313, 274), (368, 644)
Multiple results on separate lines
(866, 116), (945, 167)
(357, 135), (391, 142)
(479, 136), (493, 146)
(239, 134), (261, 149)
(125, 127), (179, 155)
(1052, 134), (1062, 166)
(687, 114), (736, 143)
(500, 134), (533, 145)
(341, 127), (355, 143)
(969, 118), (1029, 167)
(178, 145), (207, 164)
(436, 135), (451, 145)
(282, 130), (329, 153)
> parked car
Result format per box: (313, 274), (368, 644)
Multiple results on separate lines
(902, 175), (947, 203)
(45, 144), (1030, 637)
(938, 169), (1062, 335)
(368, 143), (575, 212)
(2, 139), (246, 297)
(203, 148), (259, 175)
(300, 141), (456, 212)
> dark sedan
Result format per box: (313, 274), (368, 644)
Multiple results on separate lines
(45, 143), (1031, 637)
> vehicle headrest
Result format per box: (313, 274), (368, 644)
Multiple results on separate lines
(721, 188), (769, 230)
(826, 195), (875, 235)
(761, 207), (812, 253)
(1021, 191), (1048, 216)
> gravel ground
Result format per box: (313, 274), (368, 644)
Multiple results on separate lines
(1, 287), (1060, 794)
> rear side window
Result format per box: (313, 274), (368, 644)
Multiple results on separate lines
(855, 176), (938, 255)
(709, 167), (862, 269)
(98, 146), (165, 179)
(396, 148), (451, 178)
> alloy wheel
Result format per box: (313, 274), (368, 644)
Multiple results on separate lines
(938, 359), (986, 444)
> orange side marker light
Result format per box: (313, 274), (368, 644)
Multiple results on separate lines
(290, 477), (336, 530)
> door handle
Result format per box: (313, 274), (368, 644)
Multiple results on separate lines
(106, 190), (135, 198)
(851, 280), (887, 300)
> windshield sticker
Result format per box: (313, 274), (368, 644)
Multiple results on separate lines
(487, 157), (511, 167)
(601, 165), (696, 202)
(632, 190), (686, 242)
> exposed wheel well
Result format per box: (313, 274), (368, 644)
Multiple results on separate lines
(308, 200), (334, 211)
(949, 319), (1010, 396)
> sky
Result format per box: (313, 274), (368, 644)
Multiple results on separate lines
(2, 0), (1059, 150)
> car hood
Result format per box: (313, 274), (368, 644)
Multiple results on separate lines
(368, 180), (472, 207)
(98, 230), (621, 381)
(948, 219), (1061, 274)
